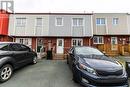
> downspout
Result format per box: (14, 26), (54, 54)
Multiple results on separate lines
(89, 36), (93, 46)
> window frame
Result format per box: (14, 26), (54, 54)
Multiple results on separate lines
(15, 18), (26, 27)
(96, 18), (106, 25)
(93, 36), (104, 44)
(55, 17), (64, 26)
(72, 18), (84, 27)
(72, 39), (83, 46)
(111, 37), (117, 45)
(112, 18), (118, 25)
(36, 18), (43, 27)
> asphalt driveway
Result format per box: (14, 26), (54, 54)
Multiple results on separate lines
(0, 59), (130, 87)
(0, 60), (82, 87)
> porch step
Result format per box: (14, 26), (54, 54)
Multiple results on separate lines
(53, 54), (64, 60)
(123, 52), (130, 56)
(105, 51), (119, 56)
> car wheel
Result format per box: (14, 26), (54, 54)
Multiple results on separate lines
(0, 64), (13, 82)
(32, 56), (37, 64)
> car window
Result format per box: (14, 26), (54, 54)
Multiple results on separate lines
(75, 47), (104, 55)
(10, 44), (29, 51)
(20, 44), (30, 51)
(0, 44), (9, 51)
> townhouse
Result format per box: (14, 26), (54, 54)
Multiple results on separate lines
(1, 9), (130, 59)
(8, 13), (93, 59)
(93, 13), (130, 56)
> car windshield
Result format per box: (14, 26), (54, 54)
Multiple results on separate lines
(75, 47), (104, 55)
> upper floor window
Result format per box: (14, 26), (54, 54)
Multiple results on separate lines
(16, 18), (26, 26)
(112, 18), (118, 25)
(72, 18), (83, 26)
(96, 18), (105, 25)
(55, 17), (63, 26)
(93, 36), (104, 44)
(36, 18), (43, 27)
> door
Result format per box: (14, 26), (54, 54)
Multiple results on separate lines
(9, 44), (28, 67)
(57, 39), (64, 54)
(111, 37), (118, 50)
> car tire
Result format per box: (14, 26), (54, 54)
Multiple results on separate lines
(32, 56), (37, 64)
(0, 64), (13, 82)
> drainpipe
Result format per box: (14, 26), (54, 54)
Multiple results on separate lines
(89, 36), (93, 46)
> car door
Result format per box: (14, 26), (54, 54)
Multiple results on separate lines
(9, 44), (28, 67)
(20, 44), (34, 63)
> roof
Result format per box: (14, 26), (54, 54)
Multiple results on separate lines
(12, 13), (93, 15)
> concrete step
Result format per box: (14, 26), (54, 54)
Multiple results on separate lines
(53, 54), (64, 60)
(123, 52), (130, 56)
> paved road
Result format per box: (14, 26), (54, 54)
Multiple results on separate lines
(0, 60), (129, 87)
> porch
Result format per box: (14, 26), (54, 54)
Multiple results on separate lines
(97, 44), (130, 56)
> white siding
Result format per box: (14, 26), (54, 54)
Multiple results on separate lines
(8, 14), (49, 36)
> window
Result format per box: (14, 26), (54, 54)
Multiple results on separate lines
(56, 18), (63, 26)
(58, 40), (63, 46)
(37, 38), (43, 52)
(0, 44), (9, 51)
(16, 18), (26, 26)
(72, 18), (83, 26)
(93, 36), (104, 44)
(112, 18), (118, 25)
(72, 39), (83, 46)
(36, 18), (43, 26)
(10, 44), (29, 51)
(96, 18), (105, 25)
(111, 37), (117, 44)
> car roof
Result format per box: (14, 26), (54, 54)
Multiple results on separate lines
(0, 42), (21, 44)
(74, 46), (95, 49)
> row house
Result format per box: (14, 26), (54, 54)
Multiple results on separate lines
(8, 13), (93, 59)
(1, 9), (130, 59)
(93, 13), (130, 56)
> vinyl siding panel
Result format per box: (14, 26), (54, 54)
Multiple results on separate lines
(49, 15), (93, 37)
(93, 13), (128, 35)
(8, 14), (49, 36)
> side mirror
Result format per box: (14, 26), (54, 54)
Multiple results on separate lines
(69, 50), (74, 55)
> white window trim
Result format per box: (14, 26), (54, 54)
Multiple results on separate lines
(15, 17), (27, 27)
(55, 17), (64, 26)
(72, 18), (84, 27)
(93, 36), (104, 44)
(112, 18), (118, 25)
(35, 17), (43, 27)
(96, 18), (106, 26)
(71, 38), (83, 46)
(111, 37), (118, 44)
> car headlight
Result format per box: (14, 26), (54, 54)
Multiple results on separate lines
(79, 63), (96, 75)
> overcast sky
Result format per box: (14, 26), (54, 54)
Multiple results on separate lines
(12, 0), (130, 13)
